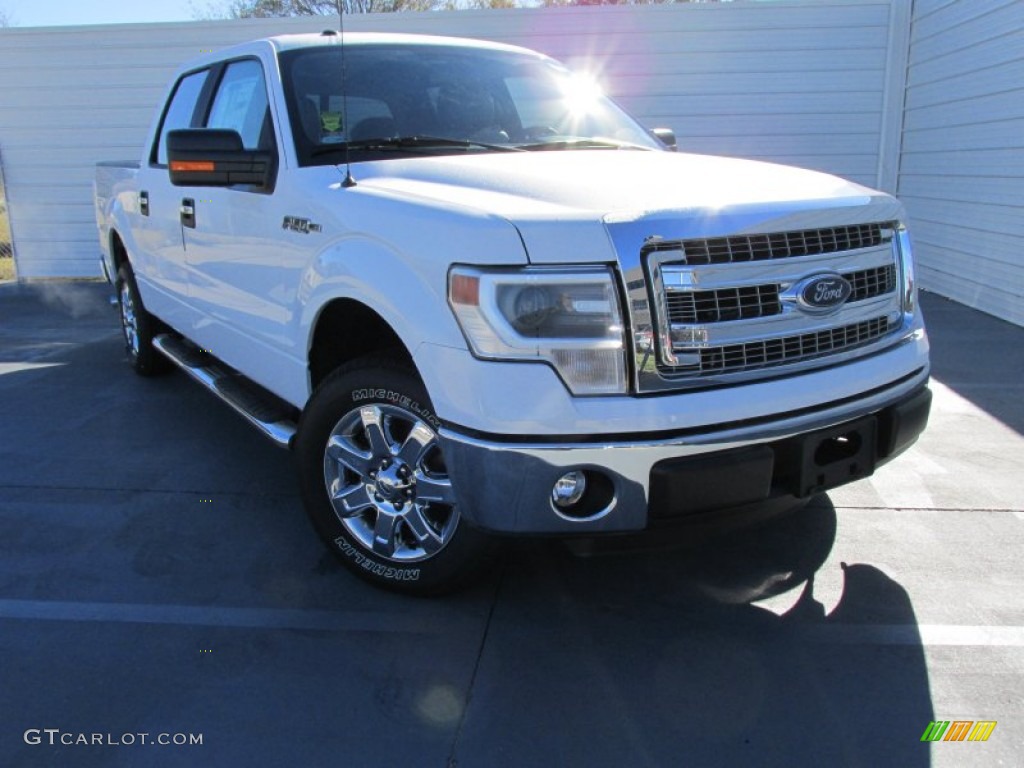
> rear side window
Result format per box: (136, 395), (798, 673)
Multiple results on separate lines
(205, 60), (271, 150)
(154, 70), (208, 166)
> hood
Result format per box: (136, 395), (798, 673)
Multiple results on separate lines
(351, 151), (900, 264)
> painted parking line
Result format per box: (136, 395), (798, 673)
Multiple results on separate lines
(1, 599), (1020, 647)
(0, 598), (471, 635)
(800, 624), (1024, 647)
(0, 361), (65, 376)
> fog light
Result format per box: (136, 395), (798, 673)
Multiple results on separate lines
(552, 471), (587, 508)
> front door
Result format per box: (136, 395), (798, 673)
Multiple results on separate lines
(180, 58), (305, 399)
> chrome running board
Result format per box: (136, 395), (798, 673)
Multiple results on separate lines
(153, 334), (296, 448)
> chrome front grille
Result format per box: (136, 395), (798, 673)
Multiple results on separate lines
(646, 223), (888, 265)
(645, 221), (904, 383)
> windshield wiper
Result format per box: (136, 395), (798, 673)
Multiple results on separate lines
(518, 137), (652, 152)
(311, 136), (524, 157)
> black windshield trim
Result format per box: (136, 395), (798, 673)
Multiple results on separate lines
(310, 135), (527, 158)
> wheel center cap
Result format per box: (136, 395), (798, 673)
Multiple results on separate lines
(375, 463), (410, 502)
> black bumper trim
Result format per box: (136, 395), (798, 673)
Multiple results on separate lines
(647, 385), (931, 520)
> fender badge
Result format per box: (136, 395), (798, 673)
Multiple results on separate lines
(282, 216), (322, 234)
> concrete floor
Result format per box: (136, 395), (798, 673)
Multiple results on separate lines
(0, 282), (1020, 767)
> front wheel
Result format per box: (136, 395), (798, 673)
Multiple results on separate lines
(295, 357), (496, 595)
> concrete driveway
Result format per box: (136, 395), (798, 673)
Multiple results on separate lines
(0, 281), (1021, 767)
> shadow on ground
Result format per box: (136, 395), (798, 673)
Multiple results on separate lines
(921, 291), (1023, 435)
(454, 498), (935, 767)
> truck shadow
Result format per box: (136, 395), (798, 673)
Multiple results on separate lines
(473, 499), (935, 766)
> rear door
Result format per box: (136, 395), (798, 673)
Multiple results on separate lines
(134, 68), (211, 332)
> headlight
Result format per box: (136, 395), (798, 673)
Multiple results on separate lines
(448, 266), (627, 395)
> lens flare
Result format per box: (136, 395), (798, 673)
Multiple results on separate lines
(562, 73), (603, 117)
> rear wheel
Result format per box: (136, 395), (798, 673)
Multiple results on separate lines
(116, 263), (169, 376)
(296, 357), (495, 594)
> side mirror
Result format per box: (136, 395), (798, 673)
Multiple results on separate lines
(650, 128), (677, 152)
(167, 129), (274, 189)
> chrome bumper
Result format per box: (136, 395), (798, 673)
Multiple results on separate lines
(440, 369), (930, 534)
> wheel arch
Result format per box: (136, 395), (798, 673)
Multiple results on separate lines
(307, 298), (416, 391)
(109, 229), (129, 274)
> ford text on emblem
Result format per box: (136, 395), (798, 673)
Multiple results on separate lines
(797, 273), (853, 313)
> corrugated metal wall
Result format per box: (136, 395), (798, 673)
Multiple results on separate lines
(0, 1), (899, 280)
(899, 0), (1024, 327)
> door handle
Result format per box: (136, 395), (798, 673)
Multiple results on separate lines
(139, 190), (150, 217)
(180, 198), (196, 229)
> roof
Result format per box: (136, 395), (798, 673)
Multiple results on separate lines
(267, 31), (541, 56)
(174, 31), (547, 74)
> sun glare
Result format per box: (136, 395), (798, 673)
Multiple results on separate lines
(562, 73), (604, 116)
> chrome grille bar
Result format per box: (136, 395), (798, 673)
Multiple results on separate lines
(847, 264), (896, 302)
(666, 284), (781, 324)
(670, 317), (892, 377)
(665, 264), (897, 326)
(646, 222), (893, 265)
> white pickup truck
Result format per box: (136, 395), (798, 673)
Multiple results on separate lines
(95, 31), (931, 593)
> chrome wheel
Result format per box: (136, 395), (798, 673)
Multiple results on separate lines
(323, 403), (458, 563)
(119, 279), (140, 357)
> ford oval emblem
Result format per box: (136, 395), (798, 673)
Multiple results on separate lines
(797, 274), (852, 313)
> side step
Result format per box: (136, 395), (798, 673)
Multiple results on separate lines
(153, 334), (297, 448)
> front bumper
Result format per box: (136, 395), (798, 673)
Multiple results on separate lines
(440, 372), (930, 534)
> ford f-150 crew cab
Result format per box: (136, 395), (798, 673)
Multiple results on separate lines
(95, 31), (931, 594)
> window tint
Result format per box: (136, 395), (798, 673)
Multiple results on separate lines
(155, 70), (208, 165)
(206, 60), (270, 149)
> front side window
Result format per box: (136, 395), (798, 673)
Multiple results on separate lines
(280, 44), (661, 166)
(206, 59), (272, 150)
(154, 70), (208, 165)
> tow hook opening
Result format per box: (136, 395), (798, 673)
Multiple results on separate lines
(813, 431), (863, 467)
(797, 415), (877, 497)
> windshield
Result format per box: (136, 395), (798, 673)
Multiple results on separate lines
(280, 43), (662, 165)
